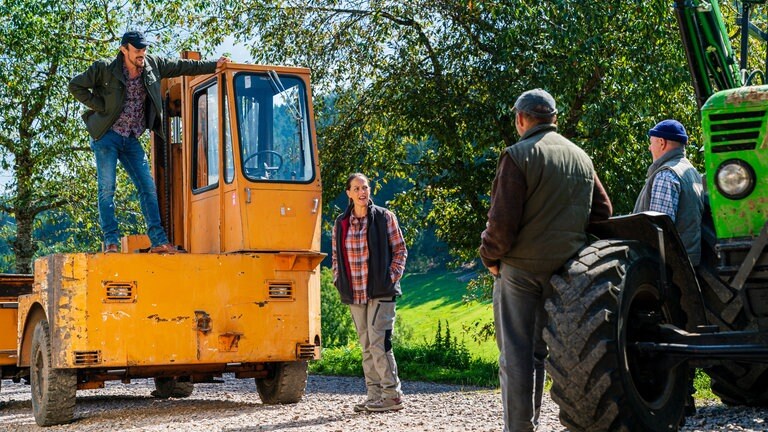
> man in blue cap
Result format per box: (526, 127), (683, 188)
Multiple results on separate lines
(634, 119), (704, 265)
(69, 31), (231, 253)
(480, 88), (613, 432)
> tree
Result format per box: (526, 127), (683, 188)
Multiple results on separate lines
(152, 0), (701, 264)
(0, 1), (155, 272)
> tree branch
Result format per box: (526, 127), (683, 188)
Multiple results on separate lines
(562, 65), (605, 139)
(24, 197), (68, 218)
(20, 59), (59, 141)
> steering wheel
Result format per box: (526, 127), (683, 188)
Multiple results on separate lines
(242, 150), (283, 179)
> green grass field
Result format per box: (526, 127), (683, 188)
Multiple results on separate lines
(397, 269), (498, 362)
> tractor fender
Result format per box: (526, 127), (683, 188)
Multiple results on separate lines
(588, 211), (707, 330)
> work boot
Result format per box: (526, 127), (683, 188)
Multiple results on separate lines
(149, 243), (186, 254)
(365, 397), (403, 412)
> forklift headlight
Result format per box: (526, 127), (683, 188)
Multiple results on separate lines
(715, 159), (755, 199)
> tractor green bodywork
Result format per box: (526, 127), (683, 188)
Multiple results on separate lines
(701, 86), (768, 238)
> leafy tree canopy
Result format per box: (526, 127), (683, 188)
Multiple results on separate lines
(152, 0), (702, 263)
(0, 0), (174, 271)
(5, 0), (732, 270)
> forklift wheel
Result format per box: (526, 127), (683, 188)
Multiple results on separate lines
(30, 319), (77, 426)
(152, 377), (194, 398)
(256, 361), (308, 404)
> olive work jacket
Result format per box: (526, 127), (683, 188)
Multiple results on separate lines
(68, 53), (217, 140)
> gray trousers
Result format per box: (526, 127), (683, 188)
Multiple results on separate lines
(349, 298), (402, 400)
(494, 263), (551, 432)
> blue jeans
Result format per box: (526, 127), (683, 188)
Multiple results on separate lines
(494, 263), (551, 432)
(90, 130), (169, 247)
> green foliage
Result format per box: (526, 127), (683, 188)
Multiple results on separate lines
(408, 319), (471, 370)
(147, 0), (707, 265)
(309, 345), (364, 377)
(319, 267), (357, 348)
(462, 318), (496, 346)
(693, 368), (717, 401)
(311, 319), (499, 387)
(464, 271), (494, 304)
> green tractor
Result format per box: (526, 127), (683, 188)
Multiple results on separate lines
(544, 1), (768, 430)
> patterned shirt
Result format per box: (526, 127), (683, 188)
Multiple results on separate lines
(334, 209), (407, 304)
(649, 170), (680, 222)
(111, 64), (146, 137)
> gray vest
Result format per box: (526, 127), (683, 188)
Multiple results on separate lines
(634, 147), (703, 265)
(504, 124), (596, 273)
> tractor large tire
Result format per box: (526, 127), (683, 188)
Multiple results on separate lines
(256, 361), (308, 404)
(152, 377), (194, 398)
(543, 240), (688, 432)
(696, 236), (768, 406)
(30, 320), (77, 426)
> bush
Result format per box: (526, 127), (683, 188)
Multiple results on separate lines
(311, 318), (499, 387)
(397, 320), (471, 369)
(319, 267), (357, 348)
(310, 345), (363, 376)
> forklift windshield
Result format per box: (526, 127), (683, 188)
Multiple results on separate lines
(233, 72), (314, 182)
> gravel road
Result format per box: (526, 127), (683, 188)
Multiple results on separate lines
(1, 375), (766, 431)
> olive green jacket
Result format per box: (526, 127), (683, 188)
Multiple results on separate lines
(68, 53), (216, 140)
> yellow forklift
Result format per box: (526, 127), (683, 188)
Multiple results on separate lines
(0, 53), (324, 426)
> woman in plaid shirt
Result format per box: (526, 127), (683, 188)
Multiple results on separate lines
(332, 173), (408, 413)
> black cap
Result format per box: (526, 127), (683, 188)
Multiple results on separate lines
(121, 31), (151, 49)
(513, 88), (558, 118)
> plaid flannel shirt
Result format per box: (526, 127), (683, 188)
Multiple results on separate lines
(649, 170), (680, 222)
(333, 209), (407, 304)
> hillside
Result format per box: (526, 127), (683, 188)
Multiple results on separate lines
(397, 269), (498, 362)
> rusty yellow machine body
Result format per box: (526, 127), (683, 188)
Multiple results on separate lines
(0, 275), (32, 370)
(17, 252), (321, 371)
(2, 54), (324, 426)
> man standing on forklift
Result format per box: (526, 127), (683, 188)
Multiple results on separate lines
(69, 30), (230, 253)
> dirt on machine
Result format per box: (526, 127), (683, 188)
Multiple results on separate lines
(0, 52), (324, 426)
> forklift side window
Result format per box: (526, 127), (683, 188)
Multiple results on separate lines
(234, 73), (314, 183)
(193, 82), (220, 191)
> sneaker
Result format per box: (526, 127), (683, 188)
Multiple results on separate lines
(149, 243), (186, 254)
(353, 398), (377, 413)
(365, 397), (403, 412)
